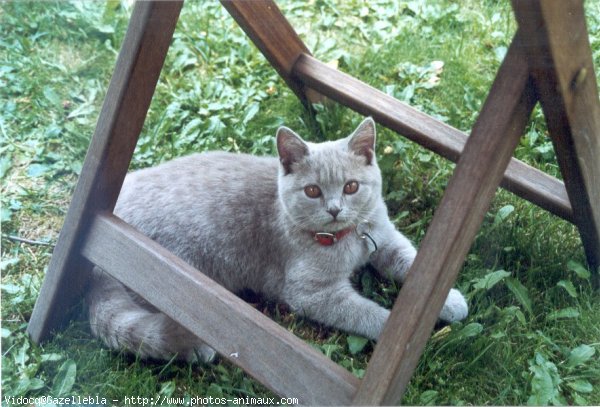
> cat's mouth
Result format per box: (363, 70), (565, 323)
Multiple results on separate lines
(323, 219), (354, 232)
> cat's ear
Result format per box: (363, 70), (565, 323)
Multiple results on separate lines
(276, 127), (309, 175)
(348, 117), (376, 165)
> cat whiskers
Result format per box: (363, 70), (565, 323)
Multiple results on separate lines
(287, 211), (365, 236)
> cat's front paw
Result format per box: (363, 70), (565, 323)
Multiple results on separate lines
(439, 288), (468, 323)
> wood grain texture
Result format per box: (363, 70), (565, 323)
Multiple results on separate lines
(220, 0), (321, 103)
(28, 1), (183, 343)
(293, 53), (573, 223)
(353, 36), (536, 405)
(82, 213), (359, 406)
(513, 0), (600, 278)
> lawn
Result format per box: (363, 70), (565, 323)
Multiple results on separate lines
(2, 0), (600, 405)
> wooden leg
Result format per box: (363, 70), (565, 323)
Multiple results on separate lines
(353, 33), (537, 405)
(513, 0), (600, 283)
(220, 0), (322, 104)
(28, 1), (183, 343)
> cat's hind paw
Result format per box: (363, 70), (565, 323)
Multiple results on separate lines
(187, 343), (217, 364)
(439, 288), (468, 323)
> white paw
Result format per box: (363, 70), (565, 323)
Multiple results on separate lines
(439, 288), (468, 322)
(187, 343), (217, 364)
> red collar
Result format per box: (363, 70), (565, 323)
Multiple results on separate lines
(312, 227), (354, 246)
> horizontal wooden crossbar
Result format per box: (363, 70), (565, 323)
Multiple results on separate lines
(293, 53), (574, 223)
(81, 213), (359, 406)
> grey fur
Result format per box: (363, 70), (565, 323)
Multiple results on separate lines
(87, 118), (468, 362)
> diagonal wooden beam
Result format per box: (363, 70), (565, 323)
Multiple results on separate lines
(353, 33), (537, 405)
(82, 213), (359, 406)
(513, 0), (600, 282)
(28, 1), (184, 343)
(220, 0), (321, 104)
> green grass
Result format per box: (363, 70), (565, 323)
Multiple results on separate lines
(2, 0), (600, 405)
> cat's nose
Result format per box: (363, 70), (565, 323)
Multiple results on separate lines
(327, 208), (341, 219)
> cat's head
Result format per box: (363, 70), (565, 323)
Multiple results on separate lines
(276, 118), (382, 233)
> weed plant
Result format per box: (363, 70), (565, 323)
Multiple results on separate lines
(2, 0), (599, 405)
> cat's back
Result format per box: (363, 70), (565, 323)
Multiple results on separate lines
(116, 152), (280, 252)
(123, 150), (277, 187)
(113, 151), (285, 292)
(117, 151), (278, 214)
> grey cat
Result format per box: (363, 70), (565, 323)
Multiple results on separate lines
(88, 118), (468, 363)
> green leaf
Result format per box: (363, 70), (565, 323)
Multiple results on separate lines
(506, 277), (533, 315)
(43, 86), (61, 106)
(454, 322), (483, 340)
(1, 282), (21, 294)
(494, 205), (514, 225)
(41, 353), (64, 362)
(181, 118), (203, 138)
(400, 83), (415, 102)
(347, 335), (369, 355)
(419, 390), (439, 405)
(70, 161), (82, 175)
(29, 378), (45, 391)
(0, 154), (12, 179)
(494, 45), (507, 63)
(418, 152), (432, 162)
(206, 116), (225, 135)
(491, 331), (506, 339)
(567, 260), (591, 280)
(567, 379), (593, 393)
(566, 344), (595, 368)
(572, 393), (589, 405)
(1, 327), (11, 338)
(243, 102), (260, 125)
(527, 128), (540, 146)
(1, 257), (20, 271)
(15, 341), (30, 366)
(102, 0), (121, 20)
(52, 359), (76, 397)
(352, 368), (365, 379)
(66, 103), (95, 120)
(92, 23), (115, 35)
(557, 280), (578, 298)
(15, 377), (33, 395)
(27, 163), (49, 178)
(360, 271), (376, 297)
(515, 309), (527, 326)
(473, 269), (510, 291)
(1, 207), (12, 222)
(527, 352), (562, 406)
(321, 343), (341, 358)
(547, 307), (580, 320)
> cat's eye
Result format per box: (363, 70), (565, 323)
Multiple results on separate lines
(344, 181), (359, 195)
(304, 185), (322, 198)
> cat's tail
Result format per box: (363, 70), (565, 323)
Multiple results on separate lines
(87, 267), (215, 363)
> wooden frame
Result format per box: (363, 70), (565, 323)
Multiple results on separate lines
(28, 0), (599, 405)
(28, 0), (185, 343)
(513, 1), (600, 273)
(82, 214), (359, 403)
